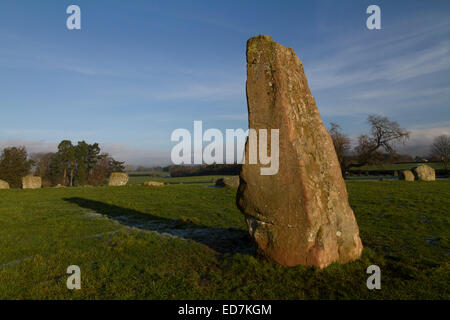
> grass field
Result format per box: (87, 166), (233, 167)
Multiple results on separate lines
(0, 179), (449, 299)
(127, 175), (224, 186)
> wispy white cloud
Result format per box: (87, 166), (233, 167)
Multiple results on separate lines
(99, 143), (171, 166)
(306, 18), (450, 91)
(0, 139), (57, 155)
(150, 82), (244, 102)
(351, 86), (450, 101)
(308, 41), (450, 90)
(0, 51), (116, 77)
(384, 42), (450, 82)
(396, 126), (450, 156)
(304, 13), (450, 126)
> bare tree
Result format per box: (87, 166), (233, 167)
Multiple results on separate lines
(329, 123), (351, 176)
(354, 115), (409, 166)
(430, 135), (450, 173)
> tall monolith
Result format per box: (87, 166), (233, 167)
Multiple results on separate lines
(236, 35), (363, 268)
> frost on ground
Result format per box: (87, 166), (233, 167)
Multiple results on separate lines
(83, 210), (252, 255)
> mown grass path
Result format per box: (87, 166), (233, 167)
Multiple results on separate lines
(0, 181), (448, 299)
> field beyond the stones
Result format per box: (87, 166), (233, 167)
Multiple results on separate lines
(0, 179), (449, 299)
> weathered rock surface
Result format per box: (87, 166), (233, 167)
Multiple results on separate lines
(236, 35), (363, 268)
(399, 170), (414, 181)
(413, 164), (435, 181)
(143, 181), (165, 187)
(22, 175), (42, 189)
(0, 180), (10, 189)
(216, 176), (240, 188)
(108, 173), (129, 186)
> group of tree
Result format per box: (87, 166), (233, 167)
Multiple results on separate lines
(329, 114), (449, 175)
(0, 140), (125, 188)
(0, 146), (34, 188)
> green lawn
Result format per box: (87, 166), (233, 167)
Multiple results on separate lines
(0, 180), (449, 299)
(127, 174), (225, 186)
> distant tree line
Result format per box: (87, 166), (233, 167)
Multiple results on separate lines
(168, 164), (241, 177)
(0, 140), (125, 188)
(135, 165), (170, 173)
(132, 164), (241, 177)
(329, 114), (449, 176)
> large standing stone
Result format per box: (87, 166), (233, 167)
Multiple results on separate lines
(0, 179), (10, 189)
(236, 35), (363, 268)
(22, 175), (42, 189)
(108, 172), (129, 186)
(413, 164), (435, 181)
(399, 170), (414, 181)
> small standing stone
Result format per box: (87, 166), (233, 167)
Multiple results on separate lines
(413, 164), (435, 181)
(143, 181), (165, 187)
(0, 179), (10, 189)
(108, 172), (129, 186)
(22, 175), (42, 189)
(399, 170), (414, 181)
(215, 176), (239, 188)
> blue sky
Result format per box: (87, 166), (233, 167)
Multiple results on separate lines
(0, 0), (449, 165)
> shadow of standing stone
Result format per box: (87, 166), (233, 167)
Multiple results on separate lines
(64, 197), (253, 255)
